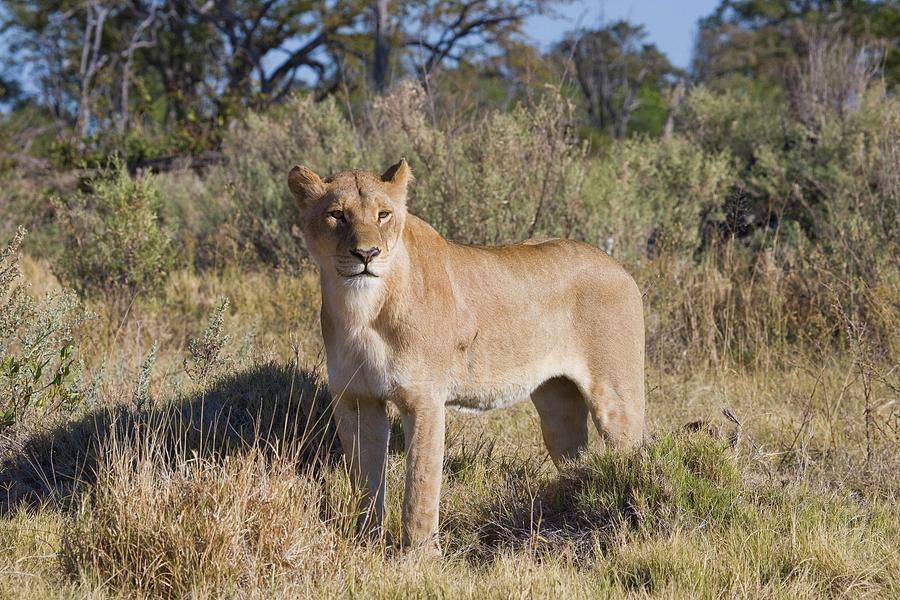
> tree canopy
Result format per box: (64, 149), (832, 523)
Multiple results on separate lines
(0, 0), (896, 160)
(693, 0), (900, 89)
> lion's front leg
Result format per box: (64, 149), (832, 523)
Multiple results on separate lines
(397, 400), (446, 552)
(333, 394), (390, 540)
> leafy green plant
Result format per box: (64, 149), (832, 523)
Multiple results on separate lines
(131, 341), (157, 412)
(582, 135), (736, 261)
(565, 431), (743, 531)
(185, 297), (232, 385)
(53, 160), (175, 305)
(0, 228), (83, 433)
(368, 82), (589, 244)
(205, 95), (362, 268)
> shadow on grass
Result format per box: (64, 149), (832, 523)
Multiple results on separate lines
(445, 463), (610, 563)
(0, 361), (340, 514)
(447, 429), (743, 563)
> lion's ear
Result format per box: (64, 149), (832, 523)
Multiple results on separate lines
(380, 158), (412, 196)
(288, 165), (326, 210)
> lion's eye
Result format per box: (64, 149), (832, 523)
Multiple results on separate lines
(378, 211), (391, 221)
(329, 210), (345, 221)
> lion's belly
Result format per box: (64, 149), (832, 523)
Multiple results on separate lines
(447, 353), (588, 412)
(446, 381), (532, 412)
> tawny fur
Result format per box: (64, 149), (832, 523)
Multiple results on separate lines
(288, 160), (646, 551)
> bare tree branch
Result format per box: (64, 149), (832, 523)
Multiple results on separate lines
(119, 7), (159, 134)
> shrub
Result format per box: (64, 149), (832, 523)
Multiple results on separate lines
(0, 229), (83, 439)
(582, 135), (736, 261)
(677, 86), (786, 171)
(184, 297), (232, 385)
(227, 94), (363, 178)
(53, 161), (175, 305)
(466, 431), (744, 555)
(206, 95), (362, 268)
(562, 431), (743, 531)
(648, 53), (899, 366)
(369, 81), (589, 244)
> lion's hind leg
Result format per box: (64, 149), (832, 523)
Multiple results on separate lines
(584, 377), (645, 450)
(531, 377), (589, 467)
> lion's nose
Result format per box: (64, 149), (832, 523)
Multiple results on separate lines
(351, 247), (381, 263)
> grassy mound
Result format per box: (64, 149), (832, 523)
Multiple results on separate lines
(60, 445), (342, 597)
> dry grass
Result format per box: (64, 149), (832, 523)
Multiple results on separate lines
(0, 258), (895, 598)
(61, 443), (344, 596)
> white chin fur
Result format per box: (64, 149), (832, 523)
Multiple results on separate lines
(342, 273), (382, 289)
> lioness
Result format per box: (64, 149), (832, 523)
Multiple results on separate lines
(288, 160), (645, 551)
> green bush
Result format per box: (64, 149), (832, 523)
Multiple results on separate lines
(582, 135), (736, 261)
(464, 431), (744, 555)
(369, 81), (589, 244)
(203, 95), (362, 268)
(677, 86), (787, 172)
(227, 94), (362, 177)
(713, 85), (896, 347)
(53, 161), (175, 304)
(629, 74), (899, 366)
(0, 229), (83, 437)
(561, 431), (743, 532)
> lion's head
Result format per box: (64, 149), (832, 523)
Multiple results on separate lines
(288, 160), (411, 284)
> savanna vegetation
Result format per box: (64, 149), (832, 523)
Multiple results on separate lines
(1, 0), (898, 597)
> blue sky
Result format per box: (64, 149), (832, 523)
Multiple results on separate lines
(523, 0), (722, 68)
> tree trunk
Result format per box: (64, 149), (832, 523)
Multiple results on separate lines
(662, 80), (686, 141)
(372, 0), (390, 93)
(118, 11), (158, 135)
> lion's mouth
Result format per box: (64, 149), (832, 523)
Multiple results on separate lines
(343, 267), (378, 278)
(334, 256), (383, 279)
